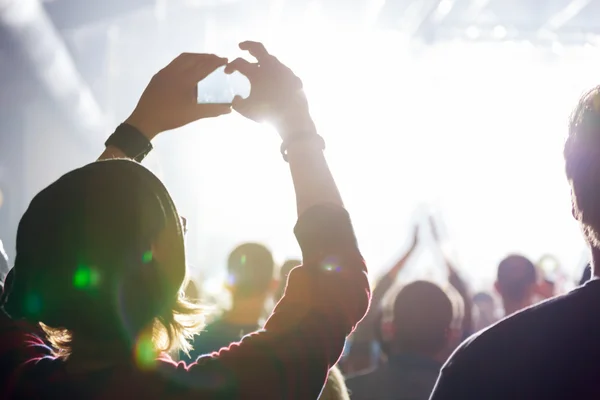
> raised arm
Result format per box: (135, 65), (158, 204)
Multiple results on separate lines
(179, 42), (371, 399)
(430, 217), (473, 338)
(372, 227), (419, 306)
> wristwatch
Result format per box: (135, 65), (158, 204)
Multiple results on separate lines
(105, 123), (153, 162)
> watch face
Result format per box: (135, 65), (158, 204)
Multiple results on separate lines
(107, 125), (152, 161)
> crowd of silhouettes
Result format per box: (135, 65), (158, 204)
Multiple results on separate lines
(0, 38), (597, 400)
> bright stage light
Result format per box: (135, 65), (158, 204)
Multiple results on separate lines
(179, 24), (591, 289)
(552, 41), (565, 55)
(493, 25), (507, 39)
(269, 35), (589, 286)
(466, 26), (480, 40)
(435, 0), (455, 20)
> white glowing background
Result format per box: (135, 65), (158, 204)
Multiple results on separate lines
(140, 10), (600, 291)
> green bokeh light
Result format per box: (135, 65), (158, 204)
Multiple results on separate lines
(142, 250), (153, 264)
(135, 336), (157, 369)
(73, 265), (100, 289)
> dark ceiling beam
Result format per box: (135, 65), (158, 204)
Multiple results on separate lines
(0, 0), (106, 142)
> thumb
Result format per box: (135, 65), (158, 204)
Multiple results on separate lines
(192, 104), (232, 121)
(232, 96), (269, 122)
(202, 104), (233, 116)
(231, 95), (245, 109)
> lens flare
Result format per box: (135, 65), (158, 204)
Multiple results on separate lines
(134, 335), (157, 370)
(73, 265), (100, 289)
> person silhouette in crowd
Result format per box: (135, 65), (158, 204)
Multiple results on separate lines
(182, 243), (277, 361)
(344, 218), (472, 376)
(0, 41), (370, 399)
(471, 291), (497, 332)
(347, 280), (463, 400)
(494, 254), (538, 317)
(430, 86), (600, 399)
(535, 274), (556, 302)
(343, 226), (419, 374)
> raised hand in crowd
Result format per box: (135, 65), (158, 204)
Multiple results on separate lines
(343, 225), (420, 374)
(373, 225), (420, 304)
(429, 216), (473, 339)
(225, 43), (312, 134)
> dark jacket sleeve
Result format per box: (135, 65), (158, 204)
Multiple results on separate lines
(0, 205), (369, 399)
(184, 204), (371, 399)
(429, 363), (465, 400)
(429, 334), (480, 400)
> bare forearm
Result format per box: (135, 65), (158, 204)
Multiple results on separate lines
(286, 131), (343, 216)
(387, 248), (414, 281)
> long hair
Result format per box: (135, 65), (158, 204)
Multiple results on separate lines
(4, 160), (205, 357)
(318, 366), (350, 400)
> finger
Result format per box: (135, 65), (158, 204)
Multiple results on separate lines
(231, 95), (245, 108)
(186, 104), (232, 123)
(163, 53), (226, 79)
(232, 95), (251, 114)
(181, 53), (227, 69)
(239, 41), (271, 62)
(166, 53), (189, 67)
(168, 52), (205, 71)
(231, 96), (262, 121)
(201, 104), (232, 116)
(186, 55), (228, 82)
(156, 54), (186, 76)
(225, 58), (257, 78)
